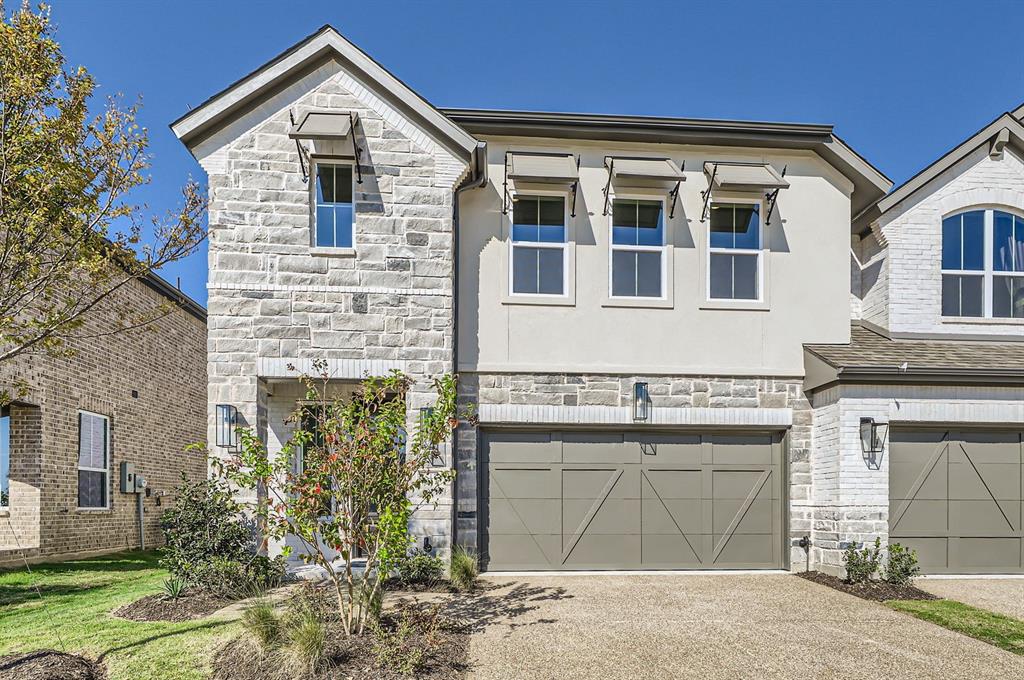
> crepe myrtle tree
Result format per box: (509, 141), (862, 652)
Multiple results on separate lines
(0, 3), (206, 402)
(218, 360), (474, 636)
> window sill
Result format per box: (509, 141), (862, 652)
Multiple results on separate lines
(310, 247), (356, 257)
(601, 297), (674, 309)
(502, 294), (576, 307)
(76, 507), (112, 514)
(940, 316), (1024, 326)
(700, 299), (770, 312)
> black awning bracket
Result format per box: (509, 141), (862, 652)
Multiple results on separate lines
(569, 155), (581, 218)
(700, 162), (718, 222)
(667, 159), (685, 219)
(289, 110), (310, 183)
(764, 165), (787, 225)
(501, 151), (512, 215)
(350, 112), (363, 184)
(602, 157), (614, 216)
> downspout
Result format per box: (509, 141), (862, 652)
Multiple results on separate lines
(450, 141), (488, 554)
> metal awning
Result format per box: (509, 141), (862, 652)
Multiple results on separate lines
(701, 161), (788, 224)
(503, 151), (581, 217)
(703, 161), (789, 192)
(603, 157), (686, 218)
(289, 111), (357, 140)
(287, 110), (362, 184)
(507, 152), (579, 184)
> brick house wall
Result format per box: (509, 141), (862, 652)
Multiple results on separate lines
(0, 277), (207, 567)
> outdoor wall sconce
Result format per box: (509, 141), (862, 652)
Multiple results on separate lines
(633, 382), (650, 422)
(215, 404), (238, 449)
(859, 417), (889, 470)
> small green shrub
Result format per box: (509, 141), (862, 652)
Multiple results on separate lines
(449, 546), (478, 592)
(844, 537), (882, 584)
(396, 549), (444, 587)
(188, 554), (287, 599)
(242, 601), (281, 652)
(281, 606), (327, 673)
(885, 542), (921, 587)
(161, 577), (186, 601)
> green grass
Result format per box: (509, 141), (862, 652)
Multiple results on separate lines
(0, 551), (239, 679)
(888, 599), (1024, 656)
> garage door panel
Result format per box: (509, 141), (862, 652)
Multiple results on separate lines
(893, 537), (949, 571)
(948, 500), (1018, 534)
(487, 432), (560, 463)
(950, 538), (1022, 571)
(634, 434), (701, 465)
(485, 533), (560, 569)
(891, 499), (948, 534)
(562, 499), (640, 535)
(563, 534), (641, 568)
(642, 469), (702, 499)
(562, 467), (636, 499)
(713, 533), (775, 567)
(711, 470), (775, 500)
(563, 432), (637, 464)
(712, 498), (774, 535)
(948, 462), (1021, 500)
(642, 534), (703, 566)
(641, 498), (703, 534)
(488, 498), (560, 535)
(710, 435), (775, 465)
(490, 467), (559, 499)
(890, 460), (947, 500)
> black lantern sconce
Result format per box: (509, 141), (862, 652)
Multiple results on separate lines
(859, 417), (889, 470)
(633, 382), (650, 422)
(215, 404), (239, 450)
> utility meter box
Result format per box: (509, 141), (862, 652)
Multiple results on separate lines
(119, 462), (146, 493)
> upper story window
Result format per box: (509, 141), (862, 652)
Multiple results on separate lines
(313, 162), (354, 249)
(511, 196), (567, 296)
(77, 411), (109, 509)
(1, 407), (9, 509)
(709, 201), (761, 301)
(941, 209), (1024, 318)
(611, 199), (665, 298)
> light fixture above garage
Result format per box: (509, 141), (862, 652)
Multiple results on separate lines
(633, 382), (650, 422)
(859, 417), (889, 470)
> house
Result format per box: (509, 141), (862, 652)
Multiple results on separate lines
(0, 273), (207, 567)
(172, 24), (1023, 575)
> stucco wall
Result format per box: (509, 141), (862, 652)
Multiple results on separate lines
(876, 145), (1024, 335)
(458, 138), (855, 377)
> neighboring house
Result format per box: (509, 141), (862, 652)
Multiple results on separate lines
(172, 24), (1023, 575)
(0, 274), (207, 567)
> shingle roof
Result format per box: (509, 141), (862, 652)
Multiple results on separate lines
(805, 324), (1024, 372)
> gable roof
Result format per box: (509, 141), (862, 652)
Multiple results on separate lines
(171, 25), (478, 160)
(855, 112), (1024, 230)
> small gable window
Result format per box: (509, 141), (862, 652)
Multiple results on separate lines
(941, 208), (1024, 318)
(313, 162), (354, 249)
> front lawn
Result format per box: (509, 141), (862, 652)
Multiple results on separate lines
(888, 598), (1024, 656)
(0, 551), (239, 679)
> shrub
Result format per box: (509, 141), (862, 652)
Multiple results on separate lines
(843, 537), (882, 584)
(189, 554), (287, 599)
(281, 606), (327, 673)
(161, 577), (186, 601)
(395, 549), (444, 588)
(242, 601), (281, 652)
(371, 607), (444, 677)
(449, 546), (478, 592)
(885, 542), (921, 587)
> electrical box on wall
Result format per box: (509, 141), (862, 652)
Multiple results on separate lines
(119, 462), (147, 494)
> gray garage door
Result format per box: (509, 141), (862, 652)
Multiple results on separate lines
(890, 429), (1024, 574)
(482, 431), (784, 570)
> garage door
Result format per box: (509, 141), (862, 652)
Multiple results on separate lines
(482, 431), (784, 570)
(890, 429), (1024, 574)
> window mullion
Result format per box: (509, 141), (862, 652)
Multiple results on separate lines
(984, 209), (994, 317)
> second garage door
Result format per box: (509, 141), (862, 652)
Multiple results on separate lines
(890, 429), (1024, 574)
(483, 430), (784, 570)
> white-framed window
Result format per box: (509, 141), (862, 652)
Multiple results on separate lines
(708, 200), (762, 301)
(610, 198), (666, 298)
(942, 208), (1024, 318)
(510, 195), (568, 296)
(0, 407), (9, 509)
(312, 161), (355, 249)
(77, 411), (109, 509)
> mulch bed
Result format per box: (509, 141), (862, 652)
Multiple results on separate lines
(212, 606), (469, 680)
(381, 578), (457, 594)
(0, 650), (105, 680)
(798, 571), (938, 602)
(112, 591), (232, 622)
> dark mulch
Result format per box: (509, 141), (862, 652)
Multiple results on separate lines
(112, 591), (232, 622)
(0, 650), (105, 680)
(381, 578), (457, 594)
(213, 602), (469, 680)
(798, 571), (938, 602)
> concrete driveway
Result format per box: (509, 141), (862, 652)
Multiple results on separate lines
(460, 573), (1024, 679)
(918, 578), (1024, 620)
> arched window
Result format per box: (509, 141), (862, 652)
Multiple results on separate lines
(941, 209), (1024, 318)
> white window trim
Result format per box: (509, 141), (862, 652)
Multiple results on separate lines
(503, 187), (576, 306)
(77, 410), (110, 511)
(309, 156), (357, 256)
(941, 207), (1024, 320)
(606, 193), (671, 305)
(705, 197), (765, 305)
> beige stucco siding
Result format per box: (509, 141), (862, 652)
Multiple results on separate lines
(458, 138), (855, 377)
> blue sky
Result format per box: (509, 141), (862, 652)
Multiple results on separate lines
(46, 0), (1024, 306)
